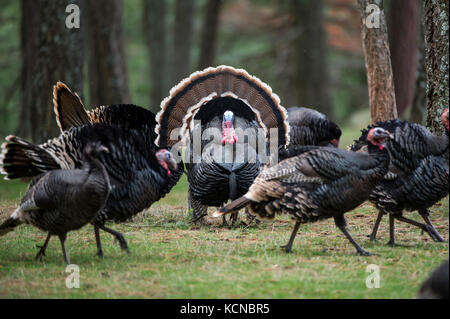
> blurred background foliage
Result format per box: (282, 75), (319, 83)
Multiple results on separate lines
(0, 0), (429, 140)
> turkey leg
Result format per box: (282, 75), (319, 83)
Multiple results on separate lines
(35, 233), (52, 262)
(99, 225), (129, 253)
(280, 221), (301, 253)
(418, 209), (444, 242)
(58, 233), (70, 265)
(387, 214), (395, 246)
(94, 226), (104, 258)
(369, 211), (385, 241)
(334, 215), (373, 256)
(394, 215), (441, 242)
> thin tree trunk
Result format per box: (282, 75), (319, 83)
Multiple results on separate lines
(388, 0), (419, 116)
(171, 0), (196, 84)
(18, 0), (84, 143)
(198, 0), (222, 69)
(410, 7), (427, 125)
(358, 0), (397, 123)
(85, 0), (131, 106)
(424, 0), (449, 134)
(291, 0), (333, 119)
(143, 0), (168, 112)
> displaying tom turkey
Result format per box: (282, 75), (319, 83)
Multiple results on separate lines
(1, 122), (180, 257)
(214, 127), (393, 256)
(287, 106), (342, 148)
(350, 108), (449, 246)
(0, 142), (111, 264)
(155, 65), (290, 225)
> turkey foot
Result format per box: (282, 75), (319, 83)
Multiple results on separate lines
(394, 215), (441, 242)
(280, 221), (301, 253)
(100, 225), (129, 253)
(334, 216), (374, 256)
(419, 209), (445, 242)
(35, 233), (52, 262)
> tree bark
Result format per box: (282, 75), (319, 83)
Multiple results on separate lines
(171, 0), (196, 84)
(358, 0), (397, 123)
(85, 0), (131, 106)
(410, 7), (426, 125)
(291, 0), (333, 119)
(388, 0), (419, 116)
(143, 0), (168, 112)
(198, 0), (222, 70)
(423, 0), (449, 134)
(18, 0), (84, 143)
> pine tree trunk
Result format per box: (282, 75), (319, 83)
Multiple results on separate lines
(198, 0), (222, 69)
(18, 0), (84, 143)
(388, 0), (419, 116)
(85, 0), (131, 106)
(410, 9), (427, 125)
(171, 0), (196, 84)
(423, 0), (449, 134)
(143, 0), (168, 112)
(291, 0), (333, 119)
(358, 0), (397, 123)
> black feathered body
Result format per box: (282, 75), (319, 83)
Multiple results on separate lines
(20, 165), (109, 235)
(185, 98), (263, 206)
(350, 120), (449, 216)
(287, 107), (342, 147)
(2, 123), (183, 225)
(244, 145), (390, 223)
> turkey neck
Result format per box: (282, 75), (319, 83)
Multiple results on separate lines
(366, 142), (390, 180)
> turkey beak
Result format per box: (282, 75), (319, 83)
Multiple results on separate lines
(167, 157), (177, 171)
(99, 146), (109, 153)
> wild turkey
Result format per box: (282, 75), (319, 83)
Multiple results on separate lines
(52, 82), (184, 202)
(1, 122), (180, 257)
(155, 65), (290, 225)
(417, 260), (449, 299)
(287, 106), (342, 148)
(350, 108), (449, 245)
(214, 127), (394, 255)
(0, 142), (110, 264)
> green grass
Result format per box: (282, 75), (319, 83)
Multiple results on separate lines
(0, 198), (448, 298)
(0, 125), (448, 298)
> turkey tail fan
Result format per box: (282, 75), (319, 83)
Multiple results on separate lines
(155, 65), (290, 148)
(0, 135), (60, 180)
(53, 82), (91, 132)
(212, 196), (251, 217)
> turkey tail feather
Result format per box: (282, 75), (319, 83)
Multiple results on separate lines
(1, 135), (60, 180)
(213, 196), (251, 217)
(53, 81), (91, 132)
(155, 65), (290, 148)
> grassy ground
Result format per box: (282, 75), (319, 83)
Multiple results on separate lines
(0, 126), (448, 298)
